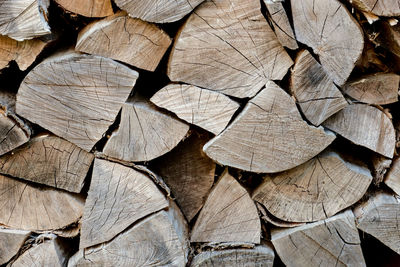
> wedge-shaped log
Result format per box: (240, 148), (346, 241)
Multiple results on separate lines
(253, 150), (372, 222)
(324, 104), (396, 158)
(291, 50), (347, 126)
(0, 174), (84, 231)
(0, 134), (94, 193)
(16, 51), (138, 152)
(103, 97), (189, 162)
(151, 84), (239, 135)
(70, 206), (189, 266)
(76, 12), (172, 71)
(347, 0), (400, 16)
(168, 0), (293, 98)
(0, 229), (30, 265)
(0, 0), (51, 41)
(343, 73), (400, 105)
(204, 81), (335, 173)
(191, 170), (260, 243)
(113, 0), (204, 23)
(291, 0), (364, 85)
(80, 159), (169, 248)
(385, 157), (400, 195)
(152, 132), (215, 221)
(55, 0), (113, 17)
(272, 210), (366, 267)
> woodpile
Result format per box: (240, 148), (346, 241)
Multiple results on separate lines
(2, 0), (400, 266)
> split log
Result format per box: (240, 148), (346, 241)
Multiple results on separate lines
(167, 0), (293, 98)
(102, 97), (189, 162)
(150, 84), (240, 135)
(76, 12), (172, 71)
(253, 150), (372, 222)
(0, 228), (30, 265)
(151, 131), (215, 221)
(191, 244), (275, 267)
(0, 134), (94, 193)
(55, 0), (113, 17)
(265, 1), (298, 50)
(353, 191), (400, 254)
(271, 210), (366, 267)
(70, 205), (189, 266)
(291, 50), (347, 126)
(204, 81), (335, 173)
(385, 157), (400, 195)
(371, 154), (392, 185)
(256, 202), (304, 228)
(0, 0), (51, 41)
(191, 170), (260, 243)
(347, 0), (400, 16)
(374, 21), (400, 59)
(291, 0), (364, 85)
(80, 158), (169, 248)
(323, 103), (396, 158)
(0, 174), (84, 231)
(16, 51), (138, 152)
(343, 73), (400, 105)
(113, 0), (204, 23)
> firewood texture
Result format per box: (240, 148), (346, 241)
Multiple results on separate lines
(151, 84), (239, 135)
(347, 0), (400, 16)
(76, 12), (172, 71)
(0, 229), (30, 265)
(16, 51), (138, 152)
(54, 0), (113, 17)
(204, 81), (335, 173)
(385, 157), (400, 195)
(168, 0), (293, 98)
(0, 108), (30, 157)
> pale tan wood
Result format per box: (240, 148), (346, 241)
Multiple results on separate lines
(103, 97), (189, 162)
(253, 150), (372, 222)
(385, 157), (400, 195)
(113, 0), (204, 23)
(0, 134), (94, 193)
(80, 158), (169, 249)
(291, 50), (347, 126)
(343, 73), (400, 105)
(69, 206), (189, 266)
(257, 202), (305, 228)
(151, 84), (240, 135)
(0, 0), (51, 41)
(291, 0), (364, 85)
(323, 104), (396, 158)
(347, 0), (400, 16)
(271, 210), (366, 267)
(167, 0), (293, 98)
(0, 228), (30, 265)
(191, 170), (260, 243)
(372, 154), (392, 185)
(51, 222), (80, 238)
(55, 0), (113, 17)
(0, 174), (84, 231)
(265, 1), (298, 50)
(16, 51), (138, 152)
(151, 131), (215, 221)
(76, 12), (172, 71)
(353, 191), (400, 254)
(204, 81), (336, 173)
(191, 245), (275, 267)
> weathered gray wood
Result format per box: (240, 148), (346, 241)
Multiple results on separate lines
(385, 157), (400, 195)
(55, 0), (113, 17)
(347, 0), (400, 16)
(0, 228), (30, 265)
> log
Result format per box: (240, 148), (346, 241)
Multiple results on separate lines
(0, 174), (84, 231)
(323, 103), (396, 158)
(151, 131), (215, 221)
(353, 191), (400, 254)
(204, 81), (336, 173)
(253, 149), (372, 222)
(150, 84), (240, 135)
(371, 154), (392, 185)
(0, 228), (30, 265)
(76, 12), (172, 71)
(385, 157), (400, 195)
(291, 0), (364, 85)
(54, 0), (113, 17)
(167, 0), (293, 98)
(271, 210), (366, 266)
(80, 158), (169, 248)
(256, 202), (305, 228)
(0, 134), (94, 193)
(113, 0), (205, 23)
(69, 205), (189, 266)
(0, 0), (51, 41)
(265, 1), (298, 50)
(343, 73), (400, 105)
(191, 169), (260, 243)
(347, 0), (400, 16)
(102, 97), (189, 162)
(16, 51), (138, 152)
(290, 50), (347, 126)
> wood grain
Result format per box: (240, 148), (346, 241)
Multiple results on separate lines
(0, 229), (30, 265)
(347, 0), (400, 16)
(55, 0), (113, 17)
(385, 157), (400, 195)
